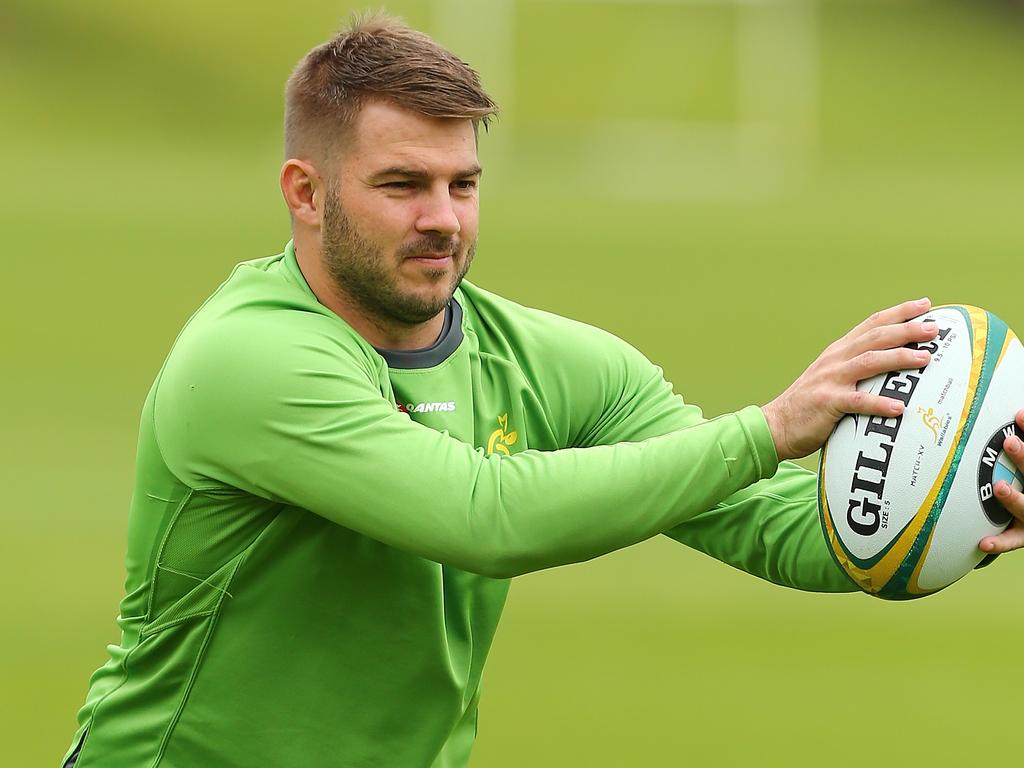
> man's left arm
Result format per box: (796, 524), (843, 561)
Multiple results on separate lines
(566, 331), (852, 592)
(664, 461), (854, 592)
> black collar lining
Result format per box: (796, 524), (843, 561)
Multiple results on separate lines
(374, 299), (464, 369)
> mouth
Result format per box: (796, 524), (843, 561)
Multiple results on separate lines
(406, 251), (455, 267)
(412, 251), (451, 260)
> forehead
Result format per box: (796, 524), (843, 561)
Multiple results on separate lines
(345, 100), (478, 175)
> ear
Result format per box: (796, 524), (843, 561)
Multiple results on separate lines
(280, 159), (326, 227)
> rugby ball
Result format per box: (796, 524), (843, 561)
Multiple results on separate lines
(818, 305), (1022, 599)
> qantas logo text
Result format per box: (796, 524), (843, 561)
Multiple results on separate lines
(398, 401), (457, 414)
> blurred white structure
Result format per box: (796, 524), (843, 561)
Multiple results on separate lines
(432, 0), (818, 201)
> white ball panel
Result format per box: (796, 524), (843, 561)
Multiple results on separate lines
(916, 336), (1024, 591)
(823, 307), (972, 562)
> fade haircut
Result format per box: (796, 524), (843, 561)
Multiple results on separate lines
(284, 12), (498, 167)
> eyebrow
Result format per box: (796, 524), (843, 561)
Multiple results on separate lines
(368, 165), (483, 183)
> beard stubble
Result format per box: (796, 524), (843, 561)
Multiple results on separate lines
(321, 189), (475, 327)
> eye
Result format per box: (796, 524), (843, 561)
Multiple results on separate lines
(452, 179), (478, 192)
(381, 181), (414, 190)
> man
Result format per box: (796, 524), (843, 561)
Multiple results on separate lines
(61, 13), (1024, 768)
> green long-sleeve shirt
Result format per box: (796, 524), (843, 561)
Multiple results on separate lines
(63, 241), (851, 768)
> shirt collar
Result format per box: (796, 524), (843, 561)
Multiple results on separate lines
(282, 240), (465, 369)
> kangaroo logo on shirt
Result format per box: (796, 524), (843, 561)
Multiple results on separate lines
(486, 414), (518, 456)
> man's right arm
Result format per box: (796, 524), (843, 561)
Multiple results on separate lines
(154, 311), (777, 579)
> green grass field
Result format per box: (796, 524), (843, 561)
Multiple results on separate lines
(4, 1), (1024, 765)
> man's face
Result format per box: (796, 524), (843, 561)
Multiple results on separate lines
(321, 100), (481, 328)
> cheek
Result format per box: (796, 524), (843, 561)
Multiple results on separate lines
(349, 200), (416, 246)
(457, 201), (480, 239)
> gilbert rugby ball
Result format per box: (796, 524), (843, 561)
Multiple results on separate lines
(818, 305), (1022, 599)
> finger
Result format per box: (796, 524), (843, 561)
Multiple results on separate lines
(1016, 408), (1024, 432)
(848, 318), (939, 357)
(1003, 429), (1024, 471)
(849, 298), (931, 337)
(979, 522), (1024, 554)
(993, 480), (1024, 524)
(846, 346), (932, 383)
(837, 389), (907, 418)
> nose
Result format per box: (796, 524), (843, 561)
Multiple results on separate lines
(415, 187), (461, 237)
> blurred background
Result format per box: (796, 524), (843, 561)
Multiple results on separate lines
(3, 0), (1023, 765)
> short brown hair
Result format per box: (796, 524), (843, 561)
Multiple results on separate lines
(284, 12), (498, 164)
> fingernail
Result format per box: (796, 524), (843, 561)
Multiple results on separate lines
(915, 350), (931, 362)
(917, 297), (930, 306)
(921, 319), (937, 329)
(1011, 436), (1023, 452)
(997, 482), (1010, 496)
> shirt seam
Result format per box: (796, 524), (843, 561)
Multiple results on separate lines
(72, 641), (144, 768)
(144, 489), (196, 623)
(150, 557), (242, 767)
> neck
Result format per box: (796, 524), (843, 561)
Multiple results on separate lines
(294, 240), (446, 351)
(347, 304), (447, 351)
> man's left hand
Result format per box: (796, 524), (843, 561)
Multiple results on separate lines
(980, 408), (1024, 555)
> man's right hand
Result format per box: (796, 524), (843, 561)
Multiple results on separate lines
(762, 298), (940, 461)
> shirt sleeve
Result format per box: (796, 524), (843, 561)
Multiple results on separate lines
(153, 312), (779, 579)
(569, 331), (855, 593)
